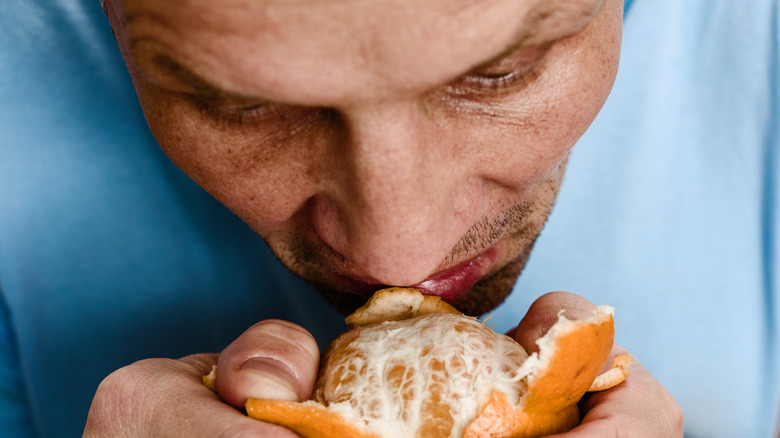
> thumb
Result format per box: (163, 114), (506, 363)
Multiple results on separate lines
(215, 320), (320, 408)
(511, 291), (597, 354)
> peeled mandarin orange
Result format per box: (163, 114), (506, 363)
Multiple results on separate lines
(238, 288), (629, 438)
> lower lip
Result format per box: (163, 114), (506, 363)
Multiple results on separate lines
(335, 243), (503, 304)
(412, 245), (501, 302)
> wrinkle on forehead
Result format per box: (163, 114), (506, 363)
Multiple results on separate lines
(117, 0), (604, 106)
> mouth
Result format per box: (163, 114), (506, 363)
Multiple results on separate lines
(330, 243), (504, 305)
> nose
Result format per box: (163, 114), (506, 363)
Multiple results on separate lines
(310, 101), (483, 286)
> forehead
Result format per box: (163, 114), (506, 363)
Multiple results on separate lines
(117, 0), (603, 105)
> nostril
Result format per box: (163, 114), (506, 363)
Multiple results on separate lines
(308, 195), (350, 258)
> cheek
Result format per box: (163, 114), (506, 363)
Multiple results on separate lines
(446, 6), (620, 191)
(132, 78), (326, 234)
(443, 84), (606, 196)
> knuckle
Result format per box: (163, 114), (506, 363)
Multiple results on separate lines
(668, 395), (685, 436)
(647, 375), (684, 437)
(645, 372), (684, 436)
(84, 359), (170, 436)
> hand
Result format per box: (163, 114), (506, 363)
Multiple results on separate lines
(511, 292), (684, 437)
(83, 320), (320, 437)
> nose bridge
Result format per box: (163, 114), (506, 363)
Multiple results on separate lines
(344, 101), (428, 212)
(315, 100), (478, 285)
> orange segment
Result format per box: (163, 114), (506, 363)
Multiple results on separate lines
(245, 399), (379, 438)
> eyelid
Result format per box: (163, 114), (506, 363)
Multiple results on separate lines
(198, 95), (270, 111)
(188, 94), (275, 124)
(447, 43), (552, 93)
(459, 64), (542, 89)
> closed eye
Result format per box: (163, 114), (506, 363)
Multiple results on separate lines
(189, 95), (275, 125)
(446, 42), (553, 95)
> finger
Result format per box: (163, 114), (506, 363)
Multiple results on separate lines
(580, 351), (684, 435)
(216, 319), (320, 408)
(550, 350), (684, 437)
(84, 354), (299, 437)
(511, 291), (597, 354)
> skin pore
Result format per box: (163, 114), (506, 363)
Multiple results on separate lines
(105, 0), (622, 315)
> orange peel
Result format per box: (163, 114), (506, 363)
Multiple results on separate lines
(345, 286), (462, 329)
(237, 288), (630, 437)
(586, 352), (631, 392)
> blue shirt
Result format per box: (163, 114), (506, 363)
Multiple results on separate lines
(1, 0), (777, 436)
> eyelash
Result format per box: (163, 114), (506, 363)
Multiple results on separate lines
(190, 96), (274, 126)
(446, 45), (552, 97)
(460, 62), (543, 91)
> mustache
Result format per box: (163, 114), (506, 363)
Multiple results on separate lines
(445, 200), (534, 263)
(287, 199), (536, 273)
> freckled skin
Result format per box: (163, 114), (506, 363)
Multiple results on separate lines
(106, 0), (622, 316)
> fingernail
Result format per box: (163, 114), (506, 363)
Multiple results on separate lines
(240, 357), (300, 401)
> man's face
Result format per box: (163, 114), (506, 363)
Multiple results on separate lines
(107, 0), (621, 315)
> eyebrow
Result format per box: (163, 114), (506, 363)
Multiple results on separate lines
(515, 1), (561, 45)
(479, 0), (601, 67)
